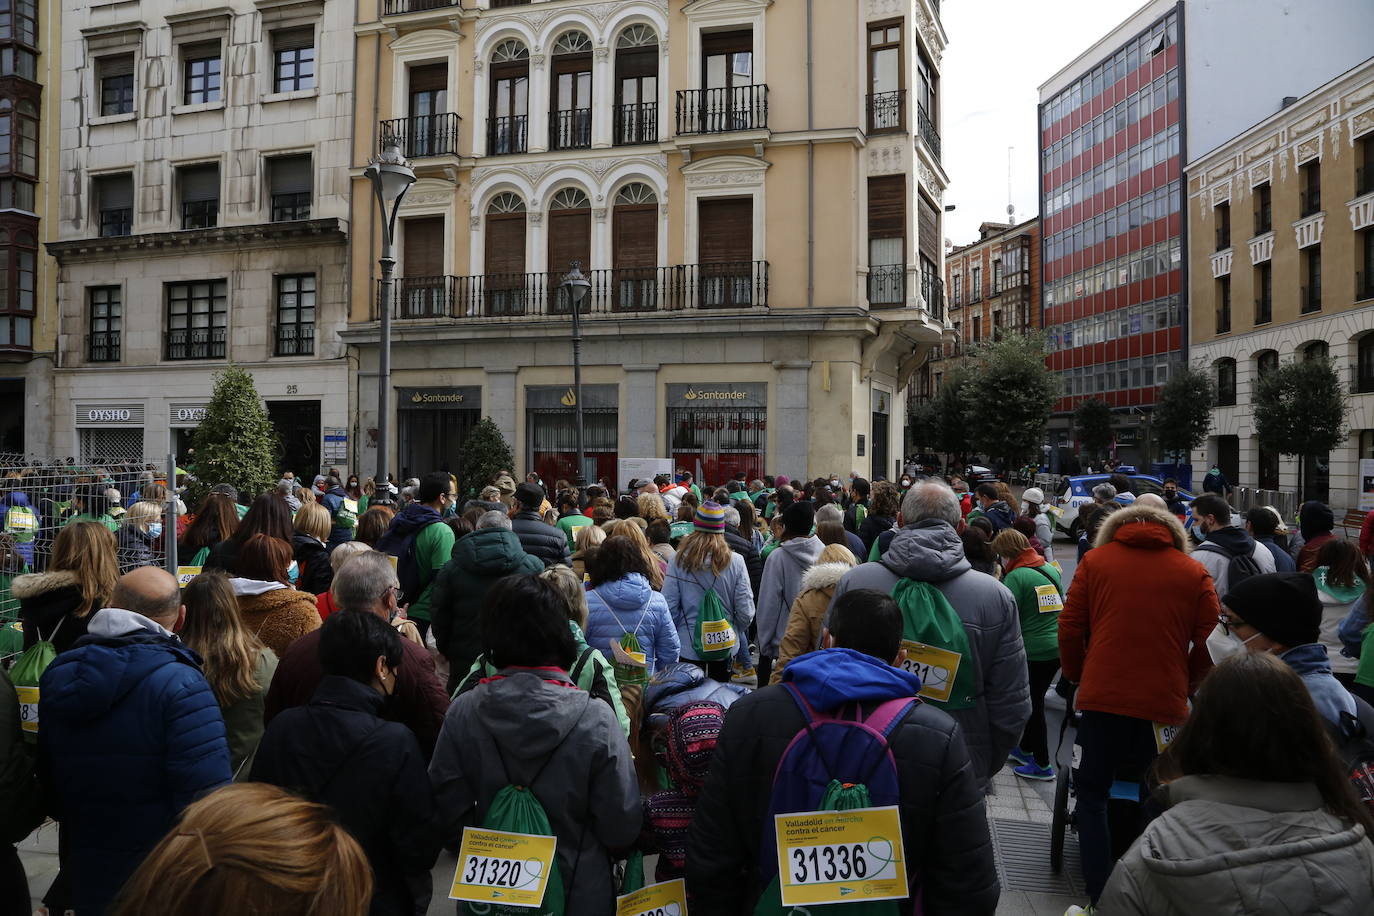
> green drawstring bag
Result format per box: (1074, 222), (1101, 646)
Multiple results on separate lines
(890, 579), (976, 711)
(692, 576), (736, 661)
(11, 617), (62, 744)
(190, 545), (210, 567)
(620, 850), (646, 895)
(613, 631), (648, 687)
(465, 784), (567, 916)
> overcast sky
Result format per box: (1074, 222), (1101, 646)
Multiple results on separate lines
(939, 0), (1143, 246)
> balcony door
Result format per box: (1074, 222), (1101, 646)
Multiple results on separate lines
(614, 25), (658, 145)
(407, 64), (447, 158)
(551, 32), (592, 150)
(867, 21), (903, 132)
(698, 197), (752, 308)
(489, 40), (529, 155)
(868, 176), (905, 306)
(484, 192), (527, 315)
(613, 183), (657, 311)
(401, 216), (445, 318)
(547, 188), (591, 314)
(702, 30), (754, 131)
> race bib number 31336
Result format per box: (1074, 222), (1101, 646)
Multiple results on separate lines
(449, 827), (557, 908)
(774, 806), (908, 907)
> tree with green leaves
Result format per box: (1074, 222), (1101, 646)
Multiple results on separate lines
(458, 417), (515, 497)
(187, 366), (280, 505)
(1154, 367), (1216, 458)
(1253, 357), (1346, 500)
(1074, 397), (1114, 465)
(932, 365), (973, 463)
(906, 398), (941, 454)
(961, 333), (1057, 468)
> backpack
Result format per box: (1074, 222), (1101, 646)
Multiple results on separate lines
(334, 497), (359, 530)
(377, 517), (442, 605)
(1327, 709), (1374, 817)
(889, 579), (977, 710)
(1195, 541), (1262, 591)
(691, 575), (736, 661)
(11, 617), (63, 744)
(456, 646), (617, 716)
(4, 505), (36, 544)
(752, 683), (918, 915)
(985, 503), (1016, 533)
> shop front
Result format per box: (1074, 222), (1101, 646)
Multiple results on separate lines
(526, 385), (618, 486)
(169, 402), (208, 468)
(397, 386), (481, 479)
(871, 388), (892, 482)
(667, 383), (767, 484)
(75, 401), (147, 462)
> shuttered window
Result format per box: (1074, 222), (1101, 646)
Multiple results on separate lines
(180, 164), (218, 202)
(868, 176), (904, 239)
(917, 193), (940, 264)
(698, 198), (751, 262)
(403, 217), (445, 277)
(484, 213), (525, 276)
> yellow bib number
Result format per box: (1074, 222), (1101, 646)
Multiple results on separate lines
(176, 566), (202, 588)
(899, 640), (961, 704)
(774, 806), (908, 907)
(616, 878), (688, 916)
(449, 827), (557, 908)
(1034, 583), (1064, 614)
(700, 617), (737, 653)
(15, 685), (38, 734)
(1153, 721), (1181, 754)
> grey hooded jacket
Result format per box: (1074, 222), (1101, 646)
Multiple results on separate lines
(755, 535), (824, 658)
(1099, 775), (1374, 915)
(428, 668), (641, 916)
(827, 519), (1030, 791)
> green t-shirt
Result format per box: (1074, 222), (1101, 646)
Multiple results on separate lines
(408, 520), (456, 623)
(1002, 563), (1063, 662)
(557, 514), (593, 551)
(1357, 626), (1374, 689)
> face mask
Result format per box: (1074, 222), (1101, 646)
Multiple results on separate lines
(900, 479), (911, 488)
(287, 560), (299, 585)
(829, 479), (840, 489)
(147, 522), (163, 540)
(1205, 622), (1256, 664)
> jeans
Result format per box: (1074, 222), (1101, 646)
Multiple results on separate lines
(1074, 710), (1159, 903)
(1021, 658), (1061, 767)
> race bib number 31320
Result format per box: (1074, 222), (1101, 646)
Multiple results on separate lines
(448, 827), (557, 908)
(773, 806), (908, 907)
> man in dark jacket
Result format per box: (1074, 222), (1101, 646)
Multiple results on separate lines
(843, 476), (871, 533)
(264, 551), (449, 758)
(375, 472), (456, 638)
(37, 567), (231, 915)
(966, 483), (1015, 532)
(254, 610), (441, 915)
(429, 511), (544, 691)
(320, 475), (358, 550)
(686, 588), (999, 914)
(510, 482), (571, 567)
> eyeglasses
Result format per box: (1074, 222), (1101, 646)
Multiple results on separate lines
(1218, 613), (1244, 636)
(384, 586), (402, 602)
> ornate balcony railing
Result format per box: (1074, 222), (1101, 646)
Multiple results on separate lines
(866, 90), (905, 133)
(917, 104), (941, 160)
(549, 108), (592, 150)
(869, 264), (906, 307)
(379, 262), (770, 320)
(922, 271), (944, 321)
(676, 85), (769, 135)
(381, 113), (461, 159)
(382, 0), (460, 13)
(87, 331), (121, 363)
(487, 115), (528, 155)
(614, 102), (657, 145)
(165, 327), (227, 360)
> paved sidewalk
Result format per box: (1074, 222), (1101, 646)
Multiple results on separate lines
(986, 764), (1086, 916)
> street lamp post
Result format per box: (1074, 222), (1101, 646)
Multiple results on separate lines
(363, 144), (416, 491)
(560, 261), (592, 485)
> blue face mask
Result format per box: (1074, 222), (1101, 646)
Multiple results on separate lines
(147, 522), (163, 540)
(287, 560), (299, 584)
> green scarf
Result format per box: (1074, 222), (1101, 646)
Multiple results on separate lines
(1315, 566), (1366, 604)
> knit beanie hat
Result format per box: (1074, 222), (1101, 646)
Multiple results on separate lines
(694, 501), (726, 533)
(665, 701), (726, 792)
(782, 500), (815, 536)
(1222, 572), (1322, 648)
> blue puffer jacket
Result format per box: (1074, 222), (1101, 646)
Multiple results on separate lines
(320, 486), (355, 547)
(38, 608), (231, 915)
(584, 573), (680, 676)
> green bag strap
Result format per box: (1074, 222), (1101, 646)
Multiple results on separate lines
(1024, 564), (1062, 596)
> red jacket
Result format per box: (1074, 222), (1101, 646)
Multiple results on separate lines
(1059, 505), (1218, 725)
(1362, 511), (1374, 560)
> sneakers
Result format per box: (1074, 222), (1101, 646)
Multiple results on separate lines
(730, 661), (758, 687)
(1014, 761), (1055, 781)
(1007, 746), (1035, 767)
(1063, 906), (1095, 916)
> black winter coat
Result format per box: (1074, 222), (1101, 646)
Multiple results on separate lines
(858, 513), (897, 555)
(510, 512), (572, 567)
(685, 685), (999, 915)
(13, 571), (92, 654)
(723, 528), (764, 600)
(292, 534), (332, 596)
(115, 525), (155, 573)
(252, 676), (441, 916)
(0, 666), (42, 845)
(204, 537), (241, 575)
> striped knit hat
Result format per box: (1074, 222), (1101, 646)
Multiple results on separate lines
(694, 500), (726, 533)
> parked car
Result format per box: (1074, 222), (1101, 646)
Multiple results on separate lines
(966, 464), (1001, 485)
(1053, 473), (1194, 538)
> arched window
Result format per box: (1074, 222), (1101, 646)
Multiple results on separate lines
(1215, 358), (1236, 407)
(489, 41), (529, 155)
(615, 26), (658, 145)
(1358, 334), (1374, 394)
(551, 31), (592, 150)
(1255, 349), (1279, 378)
(1302, 340), (1328, 362)
(484, 192), (527, 316)
(613, 183), (658, 311)
(547, 187), (591, 313)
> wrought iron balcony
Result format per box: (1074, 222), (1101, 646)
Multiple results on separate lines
(867, 90), (905, 134)
(676, 85), (769, 135)
(378, 262), (770, 320)
(275, 325), (315, 357)
(164, 327), (227, 361)
(382, 0), (460, 14)
(922, 271), (944, 321)
(549, 108), (592, 151)
(381, 113), (461, 159)
(87, 331), (121, 363)
(487, 115), (528, 155)
(614, 102), (657, 146)
(917, 104), (940, 160)
(868, 264), (906, 307)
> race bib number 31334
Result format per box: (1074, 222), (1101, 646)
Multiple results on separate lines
(774, 806), (908, 907)
(449, 827), (557, 908)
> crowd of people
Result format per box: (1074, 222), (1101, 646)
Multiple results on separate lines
(1, 460), (1373, 916)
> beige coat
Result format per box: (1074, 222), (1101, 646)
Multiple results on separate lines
(234, 586), (322, 657)
(769, 562), (850, 684)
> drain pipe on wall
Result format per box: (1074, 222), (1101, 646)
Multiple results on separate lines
(806, 0), (815, 309)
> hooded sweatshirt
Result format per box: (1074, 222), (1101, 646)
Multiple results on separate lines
(1098, 775), (1374, 915)
(1281, 643), (1358, 727)
(755, 535), (824, 657)
(39, 608), (231, 915)
(375, 503), (454, 623)
(583, 572), (680, 675)
(428, 669), (641, 916)
(1193, 525), (1276, 598)
(1297, 500), (1337, 573)
(1315, 566), (1366, 676)
(827, 519), (1029, 790)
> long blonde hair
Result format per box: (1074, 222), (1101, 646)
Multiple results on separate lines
(181, 570), (267, 707)
(50, 521), (119, 617)
(603, 519), (664, 589)
(674, 530), (733, 575)
(540, 565), (589, 630)
(112, 783), (371, 916)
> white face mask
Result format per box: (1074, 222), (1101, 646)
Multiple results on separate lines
(1205, 622), (1257, 665)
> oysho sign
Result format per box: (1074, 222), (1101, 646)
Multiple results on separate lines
(74, 402), (145, 427)
(170, 403), (209, 427)
(89, 407), (130, 423)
